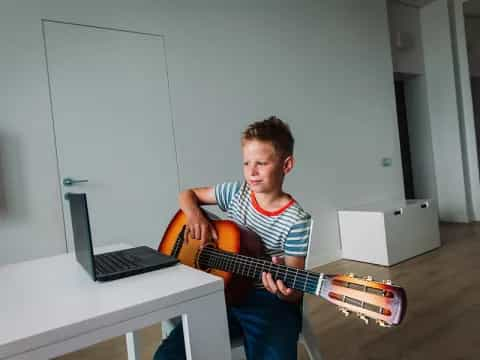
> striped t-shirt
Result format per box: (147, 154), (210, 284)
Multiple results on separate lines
(214, 181), (311, 258)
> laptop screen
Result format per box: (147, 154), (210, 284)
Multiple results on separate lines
(68, 193), (96, 280)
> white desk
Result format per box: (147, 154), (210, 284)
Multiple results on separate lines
(0, 245), (231, 360)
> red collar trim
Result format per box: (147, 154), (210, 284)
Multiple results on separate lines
(250, 191), (295, 217)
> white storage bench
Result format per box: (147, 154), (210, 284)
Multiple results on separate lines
(338, 199), (441, 266)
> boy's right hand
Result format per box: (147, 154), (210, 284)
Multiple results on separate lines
(179, 187), (218, 247)
(185, 211), (218, 248)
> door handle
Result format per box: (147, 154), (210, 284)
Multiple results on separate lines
(63, 177), (88, 186)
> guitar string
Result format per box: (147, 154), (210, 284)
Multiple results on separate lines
(197, 249), (391, 318)
(197, 248), (320, 291)
(200, 254), (318, 294)
(172, 226), (393, 320)
(200, 247), (384, 292)
(198, 246), (319, 281)
(176, 227), (319, 286)
(199, 249), (390, 300)
(198, 247), (319, 284)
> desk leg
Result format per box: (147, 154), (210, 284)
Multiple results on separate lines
(181, 290), (231, 360)
(125, 331), (141, 360)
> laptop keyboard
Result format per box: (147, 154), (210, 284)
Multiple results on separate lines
(95, 252), (139, 274)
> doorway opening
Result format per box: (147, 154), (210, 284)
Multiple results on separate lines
(394, 77), (415, 199)
(471, 77), (480, 179)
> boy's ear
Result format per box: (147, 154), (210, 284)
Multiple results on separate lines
(283, 155), (294, 175)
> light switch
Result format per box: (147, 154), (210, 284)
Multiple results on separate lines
(382, 157), (392, 167)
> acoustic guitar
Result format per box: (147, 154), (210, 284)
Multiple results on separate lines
(159, 210), (407, 328)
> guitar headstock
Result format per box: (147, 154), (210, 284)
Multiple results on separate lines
(319, 273), (407, 327)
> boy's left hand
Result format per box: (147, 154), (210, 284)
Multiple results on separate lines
(262, 256), (295, 300)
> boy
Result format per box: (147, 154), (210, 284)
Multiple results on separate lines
(154, 116), (312, 360)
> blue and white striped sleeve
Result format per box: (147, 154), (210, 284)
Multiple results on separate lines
(214, 181), (241, 212)
(284, 217), (312, 256)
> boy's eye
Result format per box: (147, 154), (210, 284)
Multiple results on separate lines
(243, 161), (267, 166)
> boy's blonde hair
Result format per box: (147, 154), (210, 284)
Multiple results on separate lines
(242, 116), (294, 159)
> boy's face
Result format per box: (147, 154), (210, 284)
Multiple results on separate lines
(242, 139), (293, 194)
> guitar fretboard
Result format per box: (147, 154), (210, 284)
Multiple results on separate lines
(198, 247), (322, 295)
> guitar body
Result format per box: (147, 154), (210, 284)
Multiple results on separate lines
(159, 210), (265, 305)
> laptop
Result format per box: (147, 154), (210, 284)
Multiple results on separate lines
(67, 192), (178, 281)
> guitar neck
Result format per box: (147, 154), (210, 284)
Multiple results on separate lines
(198, 247), (323, 296)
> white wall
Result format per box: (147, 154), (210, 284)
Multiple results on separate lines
(386, 0), (477, 223)
(449, 0), (480, 221)
(387, 0), (425, 74)
(421, 0), (470, 222)
(0, 0), (404, 267)
(387, 0), (437, 206)
(465, 17), (480, 77)
(0, 2), (67, 264)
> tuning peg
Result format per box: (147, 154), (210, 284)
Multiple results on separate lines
(348, 272), (355, 278)
(382, 279), (392, 285)
(338, 307), (350, 317)
(357, 314), (369, 325)
(376, 319), (392, 328)
(365, 275), (373, 281)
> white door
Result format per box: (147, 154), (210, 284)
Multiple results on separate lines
(44, 21), (179, 251)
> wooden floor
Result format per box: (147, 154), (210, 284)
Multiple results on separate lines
(56, 222), (480, 360)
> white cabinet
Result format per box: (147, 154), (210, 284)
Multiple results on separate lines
(338, 199), (441, 266)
